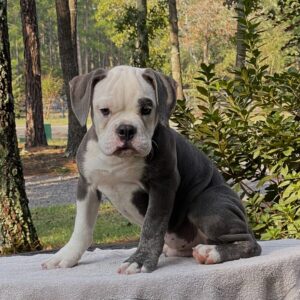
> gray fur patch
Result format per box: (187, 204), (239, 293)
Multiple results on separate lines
(69, 68), (107, 126)
(142, 69), (177, 126)
(77, 175), (88, 200)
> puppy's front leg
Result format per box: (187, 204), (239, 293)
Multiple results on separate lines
(42, 178), (100, 269)
(118, 180), (177, 274)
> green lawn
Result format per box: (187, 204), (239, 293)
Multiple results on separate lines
(16, 117), (92, 127)
(31, 202), (141, 249)
(16, 117), (69, 127)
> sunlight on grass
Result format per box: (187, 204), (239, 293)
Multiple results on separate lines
(31, 202), (140, 249)
(47, 139), (67, 147)
(16, 117), (68, 127)
(16, 117), (92, 127)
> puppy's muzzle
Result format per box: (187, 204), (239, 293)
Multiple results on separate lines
(116, 124), (137, 142)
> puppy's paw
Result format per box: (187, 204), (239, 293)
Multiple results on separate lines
(192, 244), (221, 265)
(41, 247), (81, 270)
(117, 262), (141, 275)
(117, 250), (158, 275)
(117, 261), (153, 275)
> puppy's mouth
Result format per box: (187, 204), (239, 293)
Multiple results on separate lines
(113, 143), (138, 157)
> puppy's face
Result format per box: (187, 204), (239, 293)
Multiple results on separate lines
(69, 65), (177, 158)
(92, 67), (157, 157)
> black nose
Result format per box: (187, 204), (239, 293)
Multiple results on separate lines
(116, 124), (137, 142)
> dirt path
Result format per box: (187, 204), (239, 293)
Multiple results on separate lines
(25, 174), (78, 208)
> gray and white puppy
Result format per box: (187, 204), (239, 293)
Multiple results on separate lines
(42, 66), (261, 274)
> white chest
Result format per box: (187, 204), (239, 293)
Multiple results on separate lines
(100, 183), (145, 226)
(83, 140), (147, 226)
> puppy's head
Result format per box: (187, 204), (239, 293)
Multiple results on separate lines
(70, 65), (177, 157)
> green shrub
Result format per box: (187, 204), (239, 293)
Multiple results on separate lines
(172, 1), (300, 240)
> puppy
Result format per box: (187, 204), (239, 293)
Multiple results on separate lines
(42, 66), (261, 274)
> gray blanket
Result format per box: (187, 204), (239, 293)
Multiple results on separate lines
(1, 239), (300, 300)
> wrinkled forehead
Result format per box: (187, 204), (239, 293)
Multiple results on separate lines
(92, 66), (156, 108)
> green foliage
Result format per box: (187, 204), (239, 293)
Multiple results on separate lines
(268, 0), (300, 59)
(41, 72), (64, 118)
(115, 0), (168, 69)
(172, 2), (300, 240)
(7, 0), (298, 112)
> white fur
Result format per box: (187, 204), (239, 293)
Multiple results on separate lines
(125, 262), (141, 275)
(118, 262), (141, 275)
(84, 139), (146, 226)
(92, 66), (157, 157)
(193, 244), (221, 264)
(42, 191), (100, 269)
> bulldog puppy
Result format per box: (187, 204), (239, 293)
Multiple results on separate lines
(42, 66), (261, 274)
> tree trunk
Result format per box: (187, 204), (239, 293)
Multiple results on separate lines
(235, 0), (246, 68)
(49, 19), (53, 66)
(134, 0), (149, 67)
(20, 0), (47, 148)
(168, 0), (184, 100)
(68, 0), (77, 53)
(203, 36), (210, 65)
(83, 0), (89, 73)
(77, 34), (82, 74)
(55, 0), (86, 157)
(0, 0), (41, 254)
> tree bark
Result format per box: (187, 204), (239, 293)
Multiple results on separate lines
(20, 0), (47, 148)
(68, 0), (77, 53)
(203, 36), (210, 65)
(83, 0), (89, 73)
(134, 0), (149, 67)
(0, 0), (41, 254)
(55, 0), (86, 157)
(235, 0), (246, 68)
(77, 34), (82, 74)
(168, 0), (184, 100)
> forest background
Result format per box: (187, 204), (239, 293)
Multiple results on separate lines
(8, 0), (294, 116)
(1, 0), (299, 254)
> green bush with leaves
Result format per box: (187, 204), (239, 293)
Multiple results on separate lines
(41, 72), (64, 119)
(172, 1), (300, 240)
(115, 0), (168, 69)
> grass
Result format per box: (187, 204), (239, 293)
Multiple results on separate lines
(16, 117), (69, 127)
(15, 117), (92, 127)
(31, 202), (141, 250)
(46, 139), (67, 147)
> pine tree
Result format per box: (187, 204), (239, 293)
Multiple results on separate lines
(55, 0), (86, 157)
(20, 0), (47, 147)
(0, 0), (41, 254)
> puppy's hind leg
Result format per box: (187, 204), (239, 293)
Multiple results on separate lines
(188, 186), (261, 265)
(42, 177), (101, 269)
(192, 238), (261, 265)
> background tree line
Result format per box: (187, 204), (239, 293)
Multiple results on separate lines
(7, 0), (299, 154)
(8, 0), (298, 116)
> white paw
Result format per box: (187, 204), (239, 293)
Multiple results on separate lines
(117, 262), (142, 275)
(192, 244), (221, 264)
(41, 246), (81, 270)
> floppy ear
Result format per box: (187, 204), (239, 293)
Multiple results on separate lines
(69, 68), (107, 126)
(142, 69), (177, 126)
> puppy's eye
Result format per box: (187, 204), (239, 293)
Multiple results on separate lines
(100, 108), (110, 116)
(141, 106), (152, 116)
